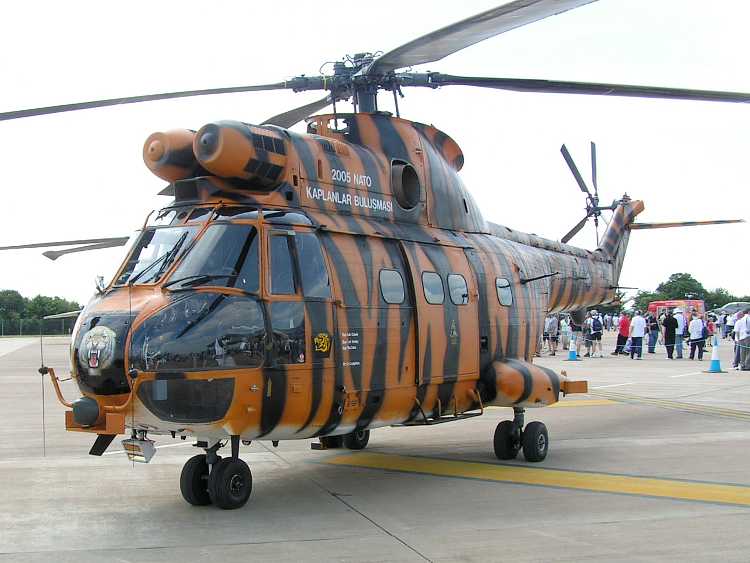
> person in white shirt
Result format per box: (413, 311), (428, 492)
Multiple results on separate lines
(629, 311), (646, 359)
(735, 309), (750, 371)
(674, 309), (686, 359)
(727, 312), (737, 341)
(688, 313), (706, 360)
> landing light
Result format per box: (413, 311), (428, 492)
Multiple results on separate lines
(121, 438), (156, 463)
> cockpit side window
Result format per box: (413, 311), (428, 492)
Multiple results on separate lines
(295, 232), (331, 298)
(270, 233), (298, 295)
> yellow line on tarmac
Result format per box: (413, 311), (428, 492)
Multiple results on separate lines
(592, 391), (750, 422)
(326, 453), (750, 507)
(488, 399), (617, 409)
(549, 399), (617, 408)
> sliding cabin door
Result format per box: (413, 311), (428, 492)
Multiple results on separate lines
(401, 241), (479, 387)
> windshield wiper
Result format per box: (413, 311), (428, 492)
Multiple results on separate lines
(163, 273), (236, 290)
(125, 232), (189, 286)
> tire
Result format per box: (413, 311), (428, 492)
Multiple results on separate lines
(180, 454), (212, 506)
(208, 458), (252, 510)
(343, 429), (370, 450)
(493, 420), (519, 460)
(320, 435), (344, 449)
(522, 421), (549, 462)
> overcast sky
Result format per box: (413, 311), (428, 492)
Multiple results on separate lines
(1, 0), (748, 305)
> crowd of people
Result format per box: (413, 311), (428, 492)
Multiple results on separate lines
(540, 307), (750, 370)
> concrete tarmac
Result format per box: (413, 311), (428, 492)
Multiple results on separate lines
(1, 334), (749, 562)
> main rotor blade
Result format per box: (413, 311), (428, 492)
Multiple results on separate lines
(365, 0), (596, 75)
(42, 240), (128, 261)
(560, 145), (591, 196)
(629, 219), (745, 230)
(0, 237), (129, 251)
(262, 95), (332, 128)
(415, 74), (750, 104)
(561, 214), (591, 244)
(591, 141), (598, 195)
(0, 83), (289, 121)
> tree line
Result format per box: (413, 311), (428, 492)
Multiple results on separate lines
(632, 273), (749, 312)
(0, 290), (81, 335)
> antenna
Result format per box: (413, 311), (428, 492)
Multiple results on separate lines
(39, 319), (46, 457)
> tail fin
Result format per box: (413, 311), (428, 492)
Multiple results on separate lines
(596, 198), (644, 285)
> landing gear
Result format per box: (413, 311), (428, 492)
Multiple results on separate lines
(493, 408), (548, 463)
(180, 436), (252, 510)
(208, 458), (252, 510)
(521, 421), (548, 462)
(493, 421), (520, 460)
(344, 429), (370, 450)
(180, 454), (212, 506)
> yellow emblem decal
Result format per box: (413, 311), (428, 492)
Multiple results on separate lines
(314, 332), (332, 356)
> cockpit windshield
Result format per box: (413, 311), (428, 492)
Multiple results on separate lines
(113, 226), (198, 286)
(166, 223), (259, 292)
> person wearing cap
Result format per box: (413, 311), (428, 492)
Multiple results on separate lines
(674, 308), (686, 359)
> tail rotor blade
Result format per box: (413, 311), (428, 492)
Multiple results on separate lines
(560, 144), (591, 196)
(561, 214), (590, 244)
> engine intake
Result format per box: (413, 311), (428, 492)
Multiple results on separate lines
(193, 121), (288, 189)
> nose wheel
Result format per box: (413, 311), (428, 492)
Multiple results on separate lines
(180, 437), (253, 509)
(493, 409), (548, 462)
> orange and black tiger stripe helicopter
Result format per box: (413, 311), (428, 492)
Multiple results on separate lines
(1, 0), (746, 510)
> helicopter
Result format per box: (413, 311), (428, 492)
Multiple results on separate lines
(1, 0), (747, 510)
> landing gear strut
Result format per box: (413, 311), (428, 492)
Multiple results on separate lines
(180, 436), (252, 510)
(493, 408), (548, 462)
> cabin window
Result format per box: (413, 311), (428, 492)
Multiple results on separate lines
(270, 233), (297, 294)
(422, 271), (444, 304)
(296, 233), (331, 298)
(448, 274), (469, 305)
(496, 277), (513, 306)
(270, 301), (306, 364)
(168, 224), (259, 292)
(379, 269), (405, 304)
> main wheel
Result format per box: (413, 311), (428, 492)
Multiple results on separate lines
(180, 454), (212, 506)
(493, 420), (520, 460)
(320, 435), (344, 449)
(522, 421), (549, 462)
(343, 429), (370, 450)
(208, 458), (252, 510)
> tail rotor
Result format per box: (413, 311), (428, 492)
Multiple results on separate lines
(560, 142), (616, 245)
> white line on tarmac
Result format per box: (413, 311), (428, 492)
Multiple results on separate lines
(591, 382), (635, 389)
(669, 371), (704, 378)
(103, 442), (193, 456)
